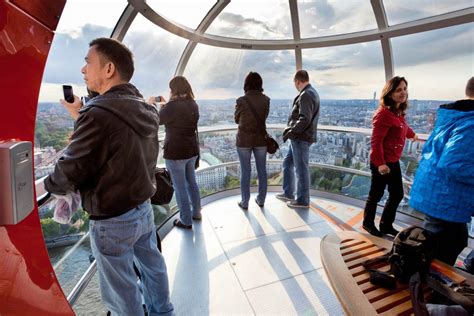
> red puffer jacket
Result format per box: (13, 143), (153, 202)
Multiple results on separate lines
(370, 107), (415, 167)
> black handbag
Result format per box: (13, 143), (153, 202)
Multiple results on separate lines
(150, 168), (174, 205)
(243, 97), (279, 154)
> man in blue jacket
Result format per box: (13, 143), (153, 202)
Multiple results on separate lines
(409, 77), (474, 265)
(277, 70), (320, 208)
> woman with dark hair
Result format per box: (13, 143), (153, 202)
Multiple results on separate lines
(157, 76), (201, 229)
(362, 76), (418, 237)
(234, 72), (270, 209)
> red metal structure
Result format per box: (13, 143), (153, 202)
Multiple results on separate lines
(0, 1), (74, 314)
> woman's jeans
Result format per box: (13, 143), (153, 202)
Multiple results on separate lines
(282, 139), (311, 205)
(166, 155), (201, 225)
(363, 161), (403, 229)
(90, 201), (174, 316)
(237, 146), (267, 207)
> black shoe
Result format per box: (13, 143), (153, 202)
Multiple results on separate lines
(362, 224), (383, 237)
(276, 193), (293, 202)
(192, 215), (202, 221)
(237, 201), (248, 210)
(173, 219), (192, 229)
(287, 200), (309, 209)
(255, 198), (264, 207)
(380, 226), (400, 236)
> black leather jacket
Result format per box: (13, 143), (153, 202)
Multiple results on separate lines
(234, 91), (270, 147)
(45, 83), (159, 219)
(283, 84), (320, 144)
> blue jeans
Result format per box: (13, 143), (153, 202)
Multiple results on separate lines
(282, 139), (311, 205)
(90, 201), (173, 316)
(237, 146), (267, 207)
(165, 156), (201, 225)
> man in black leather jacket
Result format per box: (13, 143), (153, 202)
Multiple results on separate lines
(277, 70), (320, 208)
(44, 38), (173, 315)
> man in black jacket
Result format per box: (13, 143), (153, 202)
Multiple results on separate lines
(277, 70), (320, 208)
(45, 38), (173, 315)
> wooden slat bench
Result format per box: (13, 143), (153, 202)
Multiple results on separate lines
(321, 231), (473, 315)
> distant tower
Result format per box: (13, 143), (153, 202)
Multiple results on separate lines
(365, 91), (377, 127)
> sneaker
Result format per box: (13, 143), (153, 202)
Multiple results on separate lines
(362, 224), (383, 237)
(254, 198), (264, 207)
(237, 201), (248, 210)
(276, 193), (293, 202)
(192, 214), (202, 221)
(287, 200), (309, 208)
(173, 219), (192, 229)
(380, 226), (400, 236)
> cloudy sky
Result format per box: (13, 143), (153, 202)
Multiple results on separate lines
(39, 0), (473, 102)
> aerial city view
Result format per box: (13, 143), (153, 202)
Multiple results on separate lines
(14, 0), (470, 314)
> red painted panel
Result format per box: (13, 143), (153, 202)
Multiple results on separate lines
(0, 0), (73, 315)
(11, 0), (64, 30)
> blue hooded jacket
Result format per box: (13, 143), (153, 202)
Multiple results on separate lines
(409, 99), (474, 223)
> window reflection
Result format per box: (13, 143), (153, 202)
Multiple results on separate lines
(384, 0), (473, 25)
(392, 23), (472, 135)
(206, 0), (292, 39)
(297, 0), (377, 38)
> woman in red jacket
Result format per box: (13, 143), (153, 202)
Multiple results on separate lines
(362, 76), (417, 237)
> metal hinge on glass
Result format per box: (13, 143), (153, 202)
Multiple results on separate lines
(0, 141), (34, 225)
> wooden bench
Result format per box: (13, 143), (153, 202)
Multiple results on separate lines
(321, 231), (474, 315)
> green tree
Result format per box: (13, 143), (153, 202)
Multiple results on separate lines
(224, 175), (240, 189)
(331, 178), (342, 191)
(40, 218), (61, 238)
(318, 178), (332, 190)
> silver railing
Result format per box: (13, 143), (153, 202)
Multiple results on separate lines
(35, 125), (428, 307)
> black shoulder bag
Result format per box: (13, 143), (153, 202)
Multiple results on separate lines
(242, 97), (279, 154)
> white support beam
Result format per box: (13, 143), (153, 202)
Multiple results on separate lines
(111, 4), (138, 41)
(175, 0), (230, 76)
(381, 39), (394, 81)
(289, 0), (302, 70)
(371, 0), (394, 81)
(128, 0), (474, 50)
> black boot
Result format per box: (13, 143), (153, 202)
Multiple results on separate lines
(362, 223), (383, 237)
(380, 226), (399, 236)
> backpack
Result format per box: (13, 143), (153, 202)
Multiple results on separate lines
(363, 226), (435, 283)
(150, 168), (174, 205)
(389, 226), (435, 282)
(363, 226), (474, 315)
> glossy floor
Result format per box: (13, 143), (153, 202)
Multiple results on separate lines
(73, 193), (405, 315)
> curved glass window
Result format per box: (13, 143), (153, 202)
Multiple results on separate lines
(37, 1), (128, 179)
(39, 0), (128, 102)
(184, 44), (296, 102)
(37, 0), (128, 281)
(302, 42), (385, 104)
(147, 0), (216, 29)
(121, 13), (188, 99)
(206, 0), (292, 39)
(297, 0), (377, 38)
(392, 23), (473, 134)
(384, 0), (473, 25)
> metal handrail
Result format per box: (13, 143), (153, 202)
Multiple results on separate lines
(36, 124), (425, 306)
(67, 260), (97, 306)
(158, 124), (429, 142)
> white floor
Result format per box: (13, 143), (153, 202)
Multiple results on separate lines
(162, 193), (347, 315)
